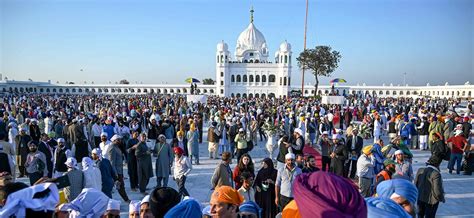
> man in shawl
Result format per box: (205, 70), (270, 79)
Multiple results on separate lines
(24, 141), (48, 185)
(129, 132), (154, 195)
(155, 134), (173, 188)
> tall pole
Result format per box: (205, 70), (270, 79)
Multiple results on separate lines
(301, 0), (309, 96)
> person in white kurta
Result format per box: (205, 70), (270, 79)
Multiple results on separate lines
(81, 157), (102, 191)
(373, 117), (383, 143)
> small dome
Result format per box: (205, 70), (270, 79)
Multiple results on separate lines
(217, 41), (228, 51)
(279, 40), (291, 52)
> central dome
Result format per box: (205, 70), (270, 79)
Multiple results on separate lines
(236, 23), (266, 51)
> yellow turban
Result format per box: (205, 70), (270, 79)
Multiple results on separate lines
(362, 145), (373, 155)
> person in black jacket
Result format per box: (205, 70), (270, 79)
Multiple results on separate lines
(344, 129), (363, 179)
(37, 133), (54, 178)
(415, 157), (445, 218)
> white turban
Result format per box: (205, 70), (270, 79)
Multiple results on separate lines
(141, 195), (150, 205)
(81, 157), (94, 171)
(100, 132), (108, 137)
(294, 128), (303, 136)
(285, 153), (295, 160)
(91, 148), (101, 155)
(0, 182), (59, 217)
(57, 138), (65, 143)
(129, 200), (141, 213)
(65, 157), (77, 168)
(61, 188), (110, 217)
(110, 134), (122, 142)
(107, 199), (121, 211)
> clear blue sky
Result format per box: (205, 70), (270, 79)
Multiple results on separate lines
(1, 0), (473, 86)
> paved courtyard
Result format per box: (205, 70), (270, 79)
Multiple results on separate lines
(14, 134), (474, 217)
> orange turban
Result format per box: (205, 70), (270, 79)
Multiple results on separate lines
(282, 200), (301, 218)
(210, 186), (243, 206)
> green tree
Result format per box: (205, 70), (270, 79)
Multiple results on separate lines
(202, 78), (215, 85)
(297, 46), (341, 97)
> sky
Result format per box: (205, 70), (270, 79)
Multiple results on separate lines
(1, 0), (473, 86)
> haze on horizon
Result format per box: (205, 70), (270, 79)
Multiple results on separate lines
(1, 0), (473, 86)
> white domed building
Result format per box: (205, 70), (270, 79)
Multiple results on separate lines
(215, 8), (292, 98)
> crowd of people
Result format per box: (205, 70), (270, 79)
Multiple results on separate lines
(0, 93), (472, 217)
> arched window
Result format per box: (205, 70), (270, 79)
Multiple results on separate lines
(284, 55), (288, 64)
(379, 90), (383, 95)
(249, 93), (253, 98)
(221, 55), (224, 63)
(256, 75), (260, 83)
(385, 91), (389, 95)
(231, 93), (235, 98)
(262, 75), (266, 83)
(469, 91), (472, 96)
(243, 93), (247, 98)
(284, 77), (287, 86)
(243, 75), (247, 82)
(217, 56), (219, 63)
(236, 75), (241, 83)
(255, 93), (259, 98)
(269, 74), (276, 83)
(59, 88), (63, 93)
(46, 88), (50, 93)
(183, 88), (187, 93)
(210, 89), (214, 94)
(231, 75), (235, 83)
(462, 91), (466, 96)
(249, 75), (254, 83)
(393, 91), (397, 95)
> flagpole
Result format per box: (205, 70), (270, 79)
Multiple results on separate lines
(302, 0), (309, 96)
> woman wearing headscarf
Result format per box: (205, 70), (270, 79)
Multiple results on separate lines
(291, 171), (367, 218)
(81, 157), (102, 191)
(254, 158), (278, 218)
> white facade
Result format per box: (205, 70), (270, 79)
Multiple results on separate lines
(215, 13), (292, 98)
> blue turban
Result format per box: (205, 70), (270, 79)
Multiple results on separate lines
(376, 179), (418, 205)
(164, 198), (202, 218)
(366, 197), (410, 218)
(239, 201), (261, 217)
